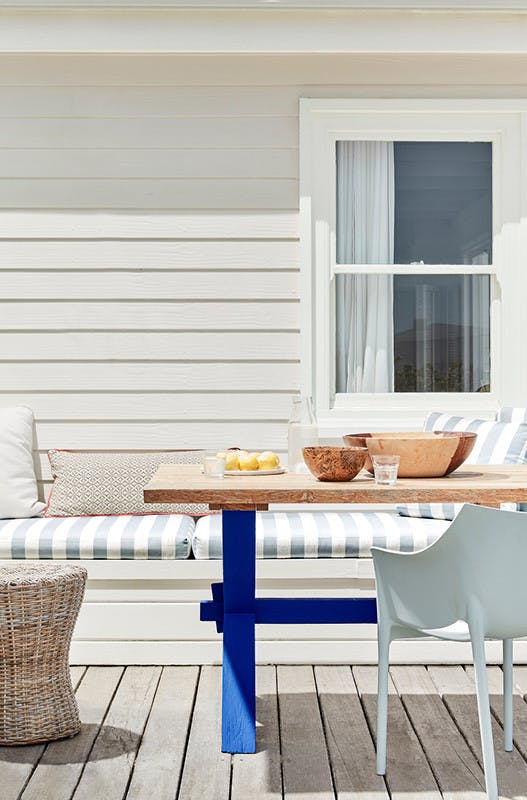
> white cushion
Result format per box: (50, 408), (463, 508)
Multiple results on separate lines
(0, 406), (44, 519)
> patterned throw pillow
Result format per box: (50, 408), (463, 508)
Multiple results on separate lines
(45, 450), (208, 517)
(397, 412), (527, 521)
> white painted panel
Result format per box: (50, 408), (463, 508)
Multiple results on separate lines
(0, 86), (299, 116)
(0, 391), (293, 420)
(0, 117), (297, 148)
(0, 179), (298, 209)
(75, 602), (374, 641)
(0, 331), (300, 360)
(0, 301), (299, 329)
(0, 362), (300, 390)
(33, 420), (287, 449)
(0, 240), (298, 269)
(70, 639), (527, 667)
(0, 270), (298, 300)
(0, 148), (297, 179)
(4, 53), (527, 87)
(0, 212), (299, 239)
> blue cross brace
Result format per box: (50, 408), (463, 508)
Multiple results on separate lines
(199, 509), (378, 754)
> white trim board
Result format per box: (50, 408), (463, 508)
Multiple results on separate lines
(4, 8), (527, 54)
(6, 1), (527, 10)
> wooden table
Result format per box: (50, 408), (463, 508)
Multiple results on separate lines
(144, 463), (527, 754)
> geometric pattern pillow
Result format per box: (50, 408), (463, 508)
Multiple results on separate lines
(45, 449), (208, 517)
(397, 412), (527, 521)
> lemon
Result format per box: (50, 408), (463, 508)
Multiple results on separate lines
(238, 453), (259, 471)
(257, 451), (280, 470)
(224, 452), (240, 471)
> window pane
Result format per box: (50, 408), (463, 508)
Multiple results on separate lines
(336, 140), (492, 265)
(335, 274), (490, 393)
(393, 275), (490, 393)
(394, 142), (492, 265)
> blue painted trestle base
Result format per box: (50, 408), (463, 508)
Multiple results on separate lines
(199, 508), (378, 754)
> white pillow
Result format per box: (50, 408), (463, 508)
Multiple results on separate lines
(0, 406), (44, 519)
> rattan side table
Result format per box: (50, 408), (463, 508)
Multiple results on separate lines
(0, 563), (87, 745)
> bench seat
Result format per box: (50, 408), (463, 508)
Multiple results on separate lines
(192, 511), (450, 559)
(0, 514), (194, 559)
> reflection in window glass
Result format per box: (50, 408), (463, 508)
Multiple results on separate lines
(393, 275), (490, 393)
(394, 142), (492, 265)
(336, 141), (492, 266)
(335, 274), (490, 393)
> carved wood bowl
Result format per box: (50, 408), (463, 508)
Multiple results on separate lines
(302, 446), (368, 482)
(342, 431), (477, 478)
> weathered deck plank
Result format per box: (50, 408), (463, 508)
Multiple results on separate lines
(0, 667), (87, 800)
(314, 664), (388, 800)
(72, 666), (161, 800)
(126, 667), (199, 800)
(353, 666), (442, 800)
(231, 665), (282, 800)
(20, 666), (124, 800)
(277, 664), (335, 800)
(177, 666), (231, 800)
(429, 665), (527, 799)
(390, 666), (485, 800)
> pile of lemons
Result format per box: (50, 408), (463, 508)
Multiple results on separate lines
(216, 450), (280, 471)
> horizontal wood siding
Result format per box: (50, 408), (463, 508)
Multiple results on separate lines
(2, 54), (527, 495)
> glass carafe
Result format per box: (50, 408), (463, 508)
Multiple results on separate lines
(287, 396), (318, 473)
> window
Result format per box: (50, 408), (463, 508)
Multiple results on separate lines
(335, 141), (492, 395)
(300, 100), (526, 430)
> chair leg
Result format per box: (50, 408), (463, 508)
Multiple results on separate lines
(376, 625), (391, 775)
(503, 638), (513, 752)
(471, 634), (498, 800)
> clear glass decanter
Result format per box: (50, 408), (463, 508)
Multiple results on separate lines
(287, 396), (318, 473)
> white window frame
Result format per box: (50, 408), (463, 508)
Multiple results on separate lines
(300, 98), (527, 434)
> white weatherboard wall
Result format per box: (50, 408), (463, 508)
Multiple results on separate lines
(2, 53), (527, 495)
(3, 52), (527, 664)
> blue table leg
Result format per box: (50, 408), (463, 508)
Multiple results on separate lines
(221, 509), (256, 753)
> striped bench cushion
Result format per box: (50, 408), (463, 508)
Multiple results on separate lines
(192, 511), (449, 559)
(398, 411), (527, 521)
(0, 514), (194, 559)
(497, 407), (527, 423)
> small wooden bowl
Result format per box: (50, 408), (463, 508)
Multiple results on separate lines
(342, 431), (477, 478)
(302, 446), (368, 482)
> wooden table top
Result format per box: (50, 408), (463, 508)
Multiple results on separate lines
(143, 464), (527, 510)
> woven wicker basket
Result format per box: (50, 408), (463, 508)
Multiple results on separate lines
(0, 563), (87, 745)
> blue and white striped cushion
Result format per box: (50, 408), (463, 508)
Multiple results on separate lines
(496, 407), (527, 423)
(0, 514), (194, 559)
(398, 412), (527, 521)
(192, 511), (449, 559)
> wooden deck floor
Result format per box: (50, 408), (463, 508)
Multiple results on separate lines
(4, 664), (527, 800)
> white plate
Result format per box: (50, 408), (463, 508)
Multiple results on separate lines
(224, 467), (286, 476)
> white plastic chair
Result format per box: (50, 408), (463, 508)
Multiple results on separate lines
(371, 504), (527, 800)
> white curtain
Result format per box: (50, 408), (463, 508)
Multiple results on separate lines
(336, 141), (395, 393)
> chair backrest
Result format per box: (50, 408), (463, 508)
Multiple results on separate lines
(372, 504), (527, 639)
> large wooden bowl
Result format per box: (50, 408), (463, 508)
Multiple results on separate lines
(302, 446), (368, 482)
(342, 431), (477, 478)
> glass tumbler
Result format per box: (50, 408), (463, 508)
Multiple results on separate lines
(203, 453), (226, 479)
(372, 455), (400, 486)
